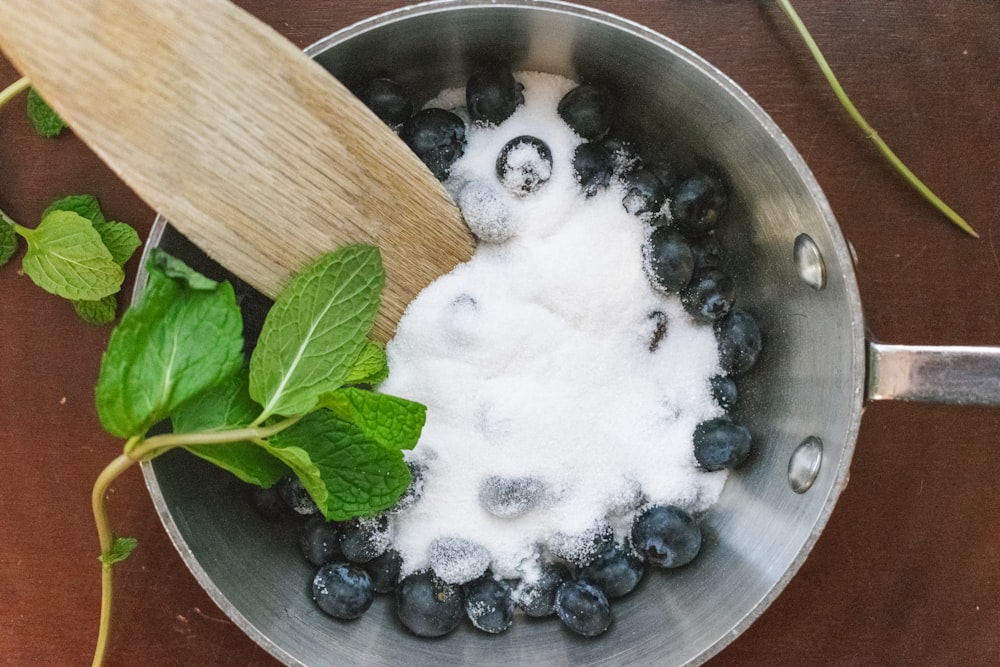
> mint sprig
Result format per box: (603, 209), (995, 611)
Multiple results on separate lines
(89, 245), (421, 665)
(2, 76), (142, 324)
(1, 194), (141, 323)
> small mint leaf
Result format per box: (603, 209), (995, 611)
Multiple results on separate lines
(19, 210), (123, 300)
(95, 250), (244, 438)
(319, 387), (425, 452)
(266, 410), (411, 521)
(93, 220), (141, 266)
(0, 220), (17, 266)
(99, 536), (138, 566)
(250, 245), (384, 420)
(149, 248), (220, 291)
(40, 195), (139, 266)
(171, 369), (288, 488)
(26, 87), (67, 137)
(41, 194), (105, 225)
(343, 339), (390, 386)
(73, 294), (118, 325)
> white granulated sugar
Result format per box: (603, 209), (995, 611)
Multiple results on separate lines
(380, 71), (726, 581)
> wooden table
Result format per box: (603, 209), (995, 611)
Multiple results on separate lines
(2, 2), (998, 665)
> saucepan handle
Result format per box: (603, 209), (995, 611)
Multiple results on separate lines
(867, 342), (1000, 405)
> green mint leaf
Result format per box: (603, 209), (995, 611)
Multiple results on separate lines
(319, 387), (425, 452)
(93, 220), (141, 266)
(41, 195), (139, 265)
(170, 368), (288, 488)
(99, 536), (138, 566)
(18, 210), (123, 300)
(150, 249), (220, 290)
(95, 249), (244, 438)
(41, 194), (106, 224)
(26, 87), (67, 137)
(73, 295), (118, 325)
(266, 409), (411, 520)
(343, 339), (390, 386)
(249, 245), (384, 420)
(0, 220), (17, 266)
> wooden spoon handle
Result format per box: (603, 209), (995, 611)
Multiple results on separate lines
(0, 0), (473, 340)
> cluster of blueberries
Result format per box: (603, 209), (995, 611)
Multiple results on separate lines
(246, 64), (766, 640)
(253, 475), (705, 639)
(363, 63), (762, 476)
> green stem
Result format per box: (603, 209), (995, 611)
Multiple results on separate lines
(0, 76), (30, 110)
(89, 417), (299, 666)
(90, 448), (135, 667)
(0, 207), (18, 229)
(129, 416), (300, 459)
(776, 0), (979, 238)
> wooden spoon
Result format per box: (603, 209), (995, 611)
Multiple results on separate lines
(0, 0), (474, 340)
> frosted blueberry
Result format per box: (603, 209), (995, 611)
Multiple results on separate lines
(428, 536), (492, 584)
(496, 136), (552, 196)
(459, 180), (516, 243)
(478, 475), (549, 518)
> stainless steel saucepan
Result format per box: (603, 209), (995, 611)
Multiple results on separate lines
(139, 2), (1000, 665)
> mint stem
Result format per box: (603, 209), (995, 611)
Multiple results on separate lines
(776, 0), (979, 238)
(89, 417), (301, 666)
(0, 206), (19, 229)
(0, 76), (30, 110)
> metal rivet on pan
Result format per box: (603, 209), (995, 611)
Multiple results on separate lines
(793, 233), (826, 290)
(788, 436), (823, 493)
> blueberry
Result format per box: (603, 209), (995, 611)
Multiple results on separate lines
(428, 536), (491, 584)
(693, 416), (752, 471)
(298, 515), (342, 567)
(671, 172), (728, 237)
(558, 84), (612, 140)
(516, 561), (571, 617)
(466, 64), (524, 125)
(680, 267), (735, 323)
(312, 562), (374, 620)
(339, 516), (389, 564)
(277, 474), (319, 516)
(631, 505), (702, 568)
(601, 135), (639, 176)
(715, 308), (763, 376)
(364, 548), (403, 594)
(478, 475), (548, 518)
(248, 484), (296, 521)
(642, 146), (680, 193)
(388, 460), (426, 514)
(549, 521), (614, 566)
(554, 580), (611, 637)
(396, 570), (465, 637)
(645, 227), (694, 293)
(400, 108), (466, 180)
(496, 135), (552, 196)
(572, 142), (614, 196)
(622, 168), (668, 219)
(690, 233), (723, 271)
(463, 575), (515, 634)
(709, 373), (738, 411)
(459, 180), (516, 243)
(578, 543), (645, 599)
(359, 78), (413, 127)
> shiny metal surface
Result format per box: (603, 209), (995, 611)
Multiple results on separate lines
(867, 342), (1000, 405)
(142, 1), (871, 665)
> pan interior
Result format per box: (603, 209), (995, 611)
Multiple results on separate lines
(142, 2), (866, 665)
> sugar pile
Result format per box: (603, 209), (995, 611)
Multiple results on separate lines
(379, 72), (726, 583)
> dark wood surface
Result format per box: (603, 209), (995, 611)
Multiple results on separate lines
(2, 2), (998, 665)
